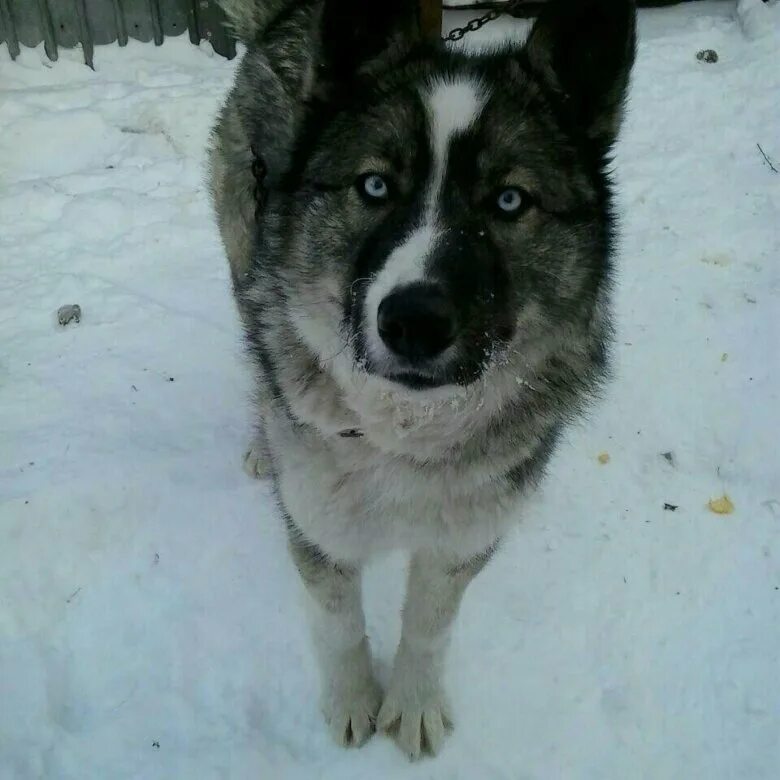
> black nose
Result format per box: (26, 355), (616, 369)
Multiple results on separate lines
(377, 284), (456, 362)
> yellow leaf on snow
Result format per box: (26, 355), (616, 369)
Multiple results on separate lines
(708, 495), (735, 515)
(597, 452), (610, 465)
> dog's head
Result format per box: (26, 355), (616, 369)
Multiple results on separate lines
(270, 0), (636, 396)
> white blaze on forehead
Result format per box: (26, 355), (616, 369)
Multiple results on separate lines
(424, 77), (486, 213)
(364, 76), (487, 362)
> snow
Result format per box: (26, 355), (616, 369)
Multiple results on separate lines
(1, 3), (779, 778)
(737, 0), (777, 38)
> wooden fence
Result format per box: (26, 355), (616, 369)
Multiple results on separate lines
(0, 0), (235, 67)
(0, 0), (710, 68)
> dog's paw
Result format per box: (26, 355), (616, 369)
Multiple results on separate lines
(321, 666), (382, 748)
(377, 658), (453, 760)
(242, 439), (271, 480)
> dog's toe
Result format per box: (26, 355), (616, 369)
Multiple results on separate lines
(322, 673), (382, 749)
(378, 682), (453, 760)
(421, 706), (450, 756)
(327, 706), (375, 748)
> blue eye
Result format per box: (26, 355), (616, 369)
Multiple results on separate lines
(361, 174), (389, 200)
(496, 187), (524, 214)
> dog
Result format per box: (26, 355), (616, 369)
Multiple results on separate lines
(208, 0), (636, 759)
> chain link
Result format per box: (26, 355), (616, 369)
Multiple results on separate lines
(250, 144), (268, 221)
(442, 0), (525, 43)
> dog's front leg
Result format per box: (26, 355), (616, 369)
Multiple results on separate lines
(287, 524), (381, 748)
(378, 545), (497, 759)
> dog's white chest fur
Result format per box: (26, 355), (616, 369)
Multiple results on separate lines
(266, 406), (524, 562)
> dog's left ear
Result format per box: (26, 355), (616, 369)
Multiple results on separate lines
(524, 0), (636, 147)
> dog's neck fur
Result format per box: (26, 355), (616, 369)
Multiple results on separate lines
(273, 287), (606, 467)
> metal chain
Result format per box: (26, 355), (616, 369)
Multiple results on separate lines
(250, 144), (268, 221)
(442, 0), (526, 43)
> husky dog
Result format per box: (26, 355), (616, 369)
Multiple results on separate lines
(209, 0), (636, 759)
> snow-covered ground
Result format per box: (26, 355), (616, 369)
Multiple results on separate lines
(1, 2), (779, 778)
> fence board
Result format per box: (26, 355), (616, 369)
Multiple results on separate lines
(158, 0), (187, 38)
(7, 0), (42, 49)
(48, 0), (81, 49)
(183, 0), (198, 44)
(36, 0), (58, 60)
(147, 0), (163, 44)
(119, 0), (156, 43)
(74, 0), (95, 67)
(0, 0), (22, 57)
(84, 0), (118, 45)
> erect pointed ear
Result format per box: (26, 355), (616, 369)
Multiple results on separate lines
(319, 0), (423, 86)
(524, 0), (636, 147)
(221, 0), (423, 76)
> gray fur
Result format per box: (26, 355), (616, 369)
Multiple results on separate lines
(219, 0), (299, 43)
(209, 0), (324, 288)
(208, 0), (636, 759)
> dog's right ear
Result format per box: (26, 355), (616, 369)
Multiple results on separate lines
(221, 0), (423, 70)
(318, 0), (423, 86)
(221, 0), (424, 97)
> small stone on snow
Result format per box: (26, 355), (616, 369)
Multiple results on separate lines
(696, 49), (719, 64)
(57, 304), (82, 326)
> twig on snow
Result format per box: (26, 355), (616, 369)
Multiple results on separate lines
(66, 587), (82, 604)
(757, 143), (778, 173)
